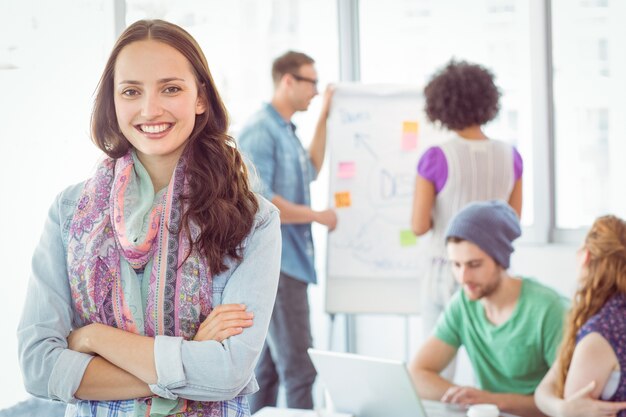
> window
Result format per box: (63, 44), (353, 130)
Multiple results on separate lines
(124, 0), (339, 141)
(0, 0), (114, 407)
(551, 0), (626, 229)
(358, 0), (535, 226)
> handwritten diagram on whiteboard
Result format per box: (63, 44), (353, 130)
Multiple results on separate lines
(325, 84), (449, 313)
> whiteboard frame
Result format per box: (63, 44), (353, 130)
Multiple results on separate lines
(325, 277), (421, 314)
(324, 83), (443, 315)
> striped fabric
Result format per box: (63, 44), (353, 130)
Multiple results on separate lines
(429, 137), (515, 259)
(67, 396), (250, 417)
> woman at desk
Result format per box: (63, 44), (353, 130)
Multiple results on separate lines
(411, 60), (523, 342)
(535, 215), (626, 417)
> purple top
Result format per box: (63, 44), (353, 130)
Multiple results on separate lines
(417, 145), (523, 194)
(577, 293), (626, 410)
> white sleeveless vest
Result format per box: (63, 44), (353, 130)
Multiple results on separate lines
(429, 136), (515, 259)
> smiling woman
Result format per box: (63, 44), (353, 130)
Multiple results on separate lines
(112, 40), (207, 190)
(16, 19), (281, 417)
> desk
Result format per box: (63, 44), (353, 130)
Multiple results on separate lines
(421, 400), (519, 417)
(253, 401), (521, 417)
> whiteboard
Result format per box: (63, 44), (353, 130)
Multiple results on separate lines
(325, 84), (449, 314)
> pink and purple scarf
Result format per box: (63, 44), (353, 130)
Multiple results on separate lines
(66, 152), (219, 416)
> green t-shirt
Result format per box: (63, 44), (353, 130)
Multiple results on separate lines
(434, 277), (569, 395)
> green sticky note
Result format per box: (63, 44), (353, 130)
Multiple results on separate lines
(400, 230), (418, 246)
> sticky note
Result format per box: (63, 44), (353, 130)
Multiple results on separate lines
(334, 191), (352, 208)
(403, 121), (419, 134)
(400, 230), (418, 247)
(337, 161), (356, 179)
(401, 132), (418, 151)
(401, 121), (419, 151)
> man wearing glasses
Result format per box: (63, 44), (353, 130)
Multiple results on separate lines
(238, 51), (336, 412)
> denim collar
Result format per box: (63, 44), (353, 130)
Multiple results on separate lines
(264, 102), (297, 133)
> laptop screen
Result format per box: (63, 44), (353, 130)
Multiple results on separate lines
(308, 349), (429, 417)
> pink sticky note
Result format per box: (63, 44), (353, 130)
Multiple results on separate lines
(338, 161), (356, 179)
(402, 132), (418, 151)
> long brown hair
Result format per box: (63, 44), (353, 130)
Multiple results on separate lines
(556, 215), (626, 394)
(91, 19), (258, 273)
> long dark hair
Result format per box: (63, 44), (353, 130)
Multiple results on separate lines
(91, 19), (258, 273)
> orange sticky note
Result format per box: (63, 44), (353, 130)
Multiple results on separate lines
(334, 191), (352, 208)
(337, 161), (356, 179)
(403, 121), (419, 134)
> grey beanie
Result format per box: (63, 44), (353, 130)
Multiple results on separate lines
(444, 200), (521, 268)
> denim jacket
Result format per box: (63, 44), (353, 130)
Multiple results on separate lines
(17, 182), (281, 405)
(238, 103), (317, 284)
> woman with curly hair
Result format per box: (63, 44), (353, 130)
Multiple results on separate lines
(17, 19), (281, 417)
(411, 60), (523, 348)
(535, 215), (626, 417)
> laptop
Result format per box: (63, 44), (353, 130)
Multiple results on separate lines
(308, 348), (474, 417)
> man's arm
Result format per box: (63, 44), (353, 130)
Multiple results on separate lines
(271, 195), (337, 231)
(308, 86), (334, 172)
(410, 337), (546, 417)
(409, 336), (458, 399)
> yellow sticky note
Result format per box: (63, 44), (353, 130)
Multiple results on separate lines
(403, 121), (419, 134)
(400, 230), (418, 247)
(334, 191), (352, 208)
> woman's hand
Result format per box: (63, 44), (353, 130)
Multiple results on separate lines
(193, 304), (254, 343)
(559, 381), (626, 417)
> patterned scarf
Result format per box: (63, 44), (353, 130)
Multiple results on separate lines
(67, 152), (220, 417)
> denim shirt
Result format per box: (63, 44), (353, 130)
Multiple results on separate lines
(17, 182), (281, 407)
(238, 103), (317, 284)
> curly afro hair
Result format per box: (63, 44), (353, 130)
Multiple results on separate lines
(424, 60), (501, 131)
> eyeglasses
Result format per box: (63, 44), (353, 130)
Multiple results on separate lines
(289, 73), (318, 87)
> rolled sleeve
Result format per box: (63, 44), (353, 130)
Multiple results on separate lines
(17, 188), (93, 403)
(48, 349), (94, 403)
(150, 336), (186, 399)
(307, 157), (318, 182)
(151, 199), (281, 401)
